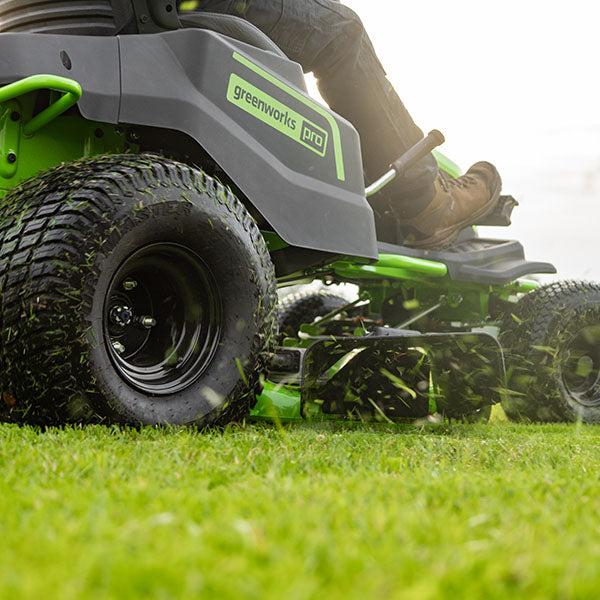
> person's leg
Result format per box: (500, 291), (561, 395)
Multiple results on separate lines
(275, 0), (439, 220)
(188, 0), (502, 249)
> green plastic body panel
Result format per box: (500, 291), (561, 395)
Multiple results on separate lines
(0, 76), (127, 198)
(250, 383), (304, 423)
(0, 117), (127, 198)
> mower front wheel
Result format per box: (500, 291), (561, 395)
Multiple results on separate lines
(278, 289), (347, 339)
(501, 281), (600, 422)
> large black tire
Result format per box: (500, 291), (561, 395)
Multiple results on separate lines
(0, 155), (277, 427)
(500, 281), (600, 422)
(278, 289), (347, 338)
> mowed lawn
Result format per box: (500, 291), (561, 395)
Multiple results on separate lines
(1, 419), (599, 599)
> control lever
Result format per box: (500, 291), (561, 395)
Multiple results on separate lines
(365, 129), (445, 198)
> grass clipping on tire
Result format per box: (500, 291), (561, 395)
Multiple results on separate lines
(0, 155), (278, 427)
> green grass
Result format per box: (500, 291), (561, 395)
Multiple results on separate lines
(1, 420), (599, 599)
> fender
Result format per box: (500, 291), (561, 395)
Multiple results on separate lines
(0, 29), (378, 260)
(118, 29), (378, 260)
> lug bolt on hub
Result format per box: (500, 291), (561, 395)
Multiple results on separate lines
(140, 316), (157, 328)
(112, 341), (126, 354)
(122, 279), (138, 291)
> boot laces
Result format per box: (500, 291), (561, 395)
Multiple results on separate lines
(438, 173), (477, 192)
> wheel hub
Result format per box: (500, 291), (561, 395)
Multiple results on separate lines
(110, 305), (134, 328)
(560, 325), (600, 407)
(104, 243), (223, 395)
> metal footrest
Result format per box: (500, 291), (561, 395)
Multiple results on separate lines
(474, 195), (518, 226)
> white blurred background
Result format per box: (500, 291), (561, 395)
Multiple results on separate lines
(328, 0), (600, 280)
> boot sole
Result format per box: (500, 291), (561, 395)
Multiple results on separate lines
(406, 169), (503, 250)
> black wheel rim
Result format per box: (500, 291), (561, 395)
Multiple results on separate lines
(560, 325), (600, 407)
(104, 243), (222, 395)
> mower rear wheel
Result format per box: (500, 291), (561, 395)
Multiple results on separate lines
(500, 281), (600, 422)
(0, 155), (277, 426)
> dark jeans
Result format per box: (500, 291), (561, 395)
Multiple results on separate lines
(192, 0), (438, 218)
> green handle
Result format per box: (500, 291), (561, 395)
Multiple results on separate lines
(0, 74), (82, 135)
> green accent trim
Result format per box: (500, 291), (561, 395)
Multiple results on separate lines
(232, 52), (346, 181)
(0, 101), (21, 178)
(261, 231), (289, 252)
(227, 74), (328, 157)
(0, 116), (128, 198)
(334, 265), (427, 281)
(332, 253), (447, 281)
(376, 254), (448, 276)
(0, 75), (82, 136)
(515, 279), (539, 292)
(250, 383), (303, 422)
(433, 150), (462, 178)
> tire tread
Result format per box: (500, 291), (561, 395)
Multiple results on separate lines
(0, 154), (277, 426)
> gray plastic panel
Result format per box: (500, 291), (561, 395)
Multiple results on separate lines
(0, 29), (377, 259)
(0, 33), (120, 122)
(118, 29), (378, 260)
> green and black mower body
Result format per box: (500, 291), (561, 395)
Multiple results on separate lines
(0, 0), (597, 427)
(0, 3), (375, 261)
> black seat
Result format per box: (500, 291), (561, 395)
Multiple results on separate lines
(178, 12), (285, 57)
(0, 0), (131, 35)
(0, 0), (285, 57)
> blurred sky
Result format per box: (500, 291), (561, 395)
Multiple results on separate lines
(311, 0), (600, 280)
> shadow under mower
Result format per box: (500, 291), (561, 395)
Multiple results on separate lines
(0, 0), (598, 427)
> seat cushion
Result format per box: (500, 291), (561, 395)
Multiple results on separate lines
(180, 12), (286, 57)
(0, 0), (134, 34)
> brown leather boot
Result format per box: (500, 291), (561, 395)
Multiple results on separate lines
(401, 161), (502, 249)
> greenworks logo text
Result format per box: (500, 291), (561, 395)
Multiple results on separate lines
(300, 121), (326, 154)
(231, 84), (298, 131)
(227, 73), (329, 158)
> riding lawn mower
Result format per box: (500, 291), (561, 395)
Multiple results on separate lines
(0, 0), (598, 427)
